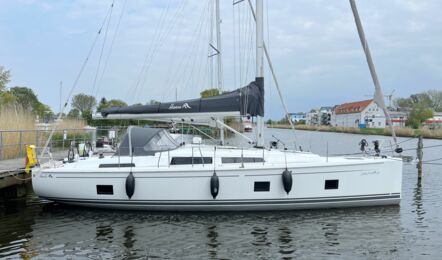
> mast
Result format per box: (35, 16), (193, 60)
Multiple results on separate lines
(215, 0), (223, 91)
(255, 0), (264, 147)
(349, 0), (398, 148)
(214, 0), (225, 145)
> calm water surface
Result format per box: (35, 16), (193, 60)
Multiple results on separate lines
(1, 129), (442, 259)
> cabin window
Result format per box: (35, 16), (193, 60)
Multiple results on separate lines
(97, 185), (114, 195)
(99, 163), (135, 168)
(222, 157), (264, 163)
(170, 157), (213, 165)
(324, 180), (339, 190)
(254, 181), (270, 192)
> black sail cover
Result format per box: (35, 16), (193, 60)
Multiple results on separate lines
(101, 78), (264, 118)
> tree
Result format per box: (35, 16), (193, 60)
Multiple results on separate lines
(71, 93), (97, 115)
(97, 98), (127, 112)
(0, 91), (16, 107)
(34, 102), (53, 118)
(200, 88), (220, 98)
(394, 97), (413, 110)
(0, 66), (11, 92)
(67, 108), (80, 119)
(406, 105), (433, 129)
(9, 86), (40, 111)
(427, 90), (442, 112)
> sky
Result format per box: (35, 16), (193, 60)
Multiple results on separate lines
(1, 0), (441, 119)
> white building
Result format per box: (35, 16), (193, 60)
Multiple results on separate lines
(289, 112), (306, 123)
(389, 110), (408, 127)
(424, 112), (442, 128)
(332, 99), (386, 128)
(306, 109), (319, 126)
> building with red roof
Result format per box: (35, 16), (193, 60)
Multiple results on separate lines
(331, 99), (386, 128)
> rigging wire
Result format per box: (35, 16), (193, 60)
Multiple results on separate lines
(127, 0), (175, 103)
(161, 1), (209, 101)
(137, 0), (188, 101)
(95, 0), (128, 97)
(40, 2), (116, 158)
(91, 0), (115, 96)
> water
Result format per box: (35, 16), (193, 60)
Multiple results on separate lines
(1, 129), (442, 259)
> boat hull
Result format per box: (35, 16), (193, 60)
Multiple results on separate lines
(32, 157), (402, 211)
(41, 194), (400, 211)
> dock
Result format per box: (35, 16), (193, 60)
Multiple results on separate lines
(0, 150), (67, 198)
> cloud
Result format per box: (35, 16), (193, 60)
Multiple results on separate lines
(1, 0), (441, 119)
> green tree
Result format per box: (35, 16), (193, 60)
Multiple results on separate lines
(0, 66), (11, 92)
(0, 91), (17, 107)
(71, 93), (97, 115)
(200, 88), (220, 98)
(34, 102), (53, 118)
(406, 105), (433, 129)
(394, 97), (413, 110)
(67, 108), (80, 119)
(96, 98), (127, 112)
(9, 86), (40, 110)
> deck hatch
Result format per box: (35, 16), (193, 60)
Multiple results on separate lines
(254, 181), (270, 192)
(325, 179), (339, 190)
(97, 185), (114, 195)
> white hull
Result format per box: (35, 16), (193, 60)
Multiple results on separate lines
(32, 145), (402, 211)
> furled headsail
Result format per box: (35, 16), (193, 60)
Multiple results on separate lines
(98, 79), (263, 122)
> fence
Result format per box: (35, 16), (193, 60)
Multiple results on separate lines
(0, 127), (125, 161)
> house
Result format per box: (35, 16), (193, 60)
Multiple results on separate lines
(289, 112), (306, 123)
(318, 106), (333, 125)
(332, 99), (386, 128)
(306, 109), (319, 125)
(389, 110), (408, 127)
(424, 112), (442, 128)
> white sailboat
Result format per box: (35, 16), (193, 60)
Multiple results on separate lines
(32, 0), (403, 211)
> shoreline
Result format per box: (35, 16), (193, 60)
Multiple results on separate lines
(267, 124), (442, 140)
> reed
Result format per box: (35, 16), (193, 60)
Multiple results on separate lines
(0, 107), (86, 160)
(0, 106), (36, 159)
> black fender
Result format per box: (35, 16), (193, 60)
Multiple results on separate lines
(125, 172), (135, 199)
(282, 169), (293, 194)
(210, 172), (219, 199)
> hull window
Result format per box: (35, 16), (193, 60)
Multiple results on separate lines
(171, 157), (213, 165)
(325, 180), (339, 190)
(254, 181), (270, 192)
(97, 185), (114, 195)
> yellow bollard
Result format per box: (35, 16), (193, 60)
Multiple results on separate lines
(25, 145), (37, 173)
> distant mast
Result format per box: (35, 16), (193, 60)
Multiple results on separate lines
(255, 0), (265, 147)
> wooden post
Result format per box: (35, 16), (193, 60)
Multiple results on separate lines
(417, 135), (423, 179)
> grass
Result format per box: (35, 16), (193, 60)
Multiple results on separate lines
(269, 123), (442, 139)
(0, 107), (85, 160)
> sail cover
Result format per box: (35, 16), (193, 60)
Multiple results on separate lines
(100, 79), (264, 119)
